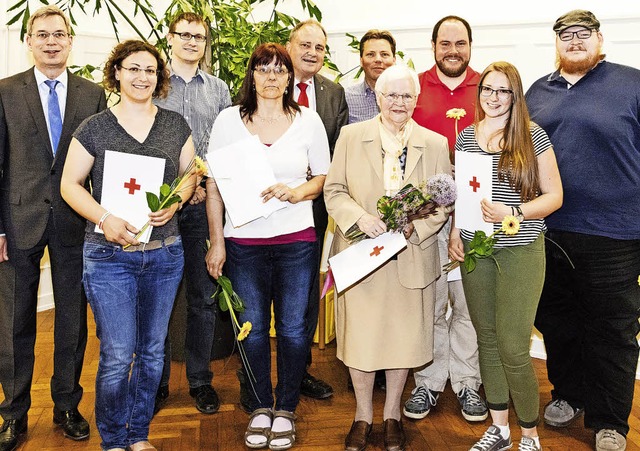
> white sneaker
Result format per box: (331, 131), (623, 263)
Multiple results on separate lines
(518, 436), (541, 451)
(470, 425), (512, 451)
(596, 429), (626, 451)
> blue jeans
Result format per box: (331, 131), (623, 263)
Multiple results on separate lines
(535, 231), (640, 435)
(83, 237), (184, 450)
(225, 239), (316, 412)
(160, 201), (217, 388)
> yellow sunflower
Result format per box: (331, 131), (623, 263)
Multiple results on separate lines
(193, 155), (208, 177)
(501, 215), (520, 236)
(446, 108), (467, 120)
(238, 321), (252, 341)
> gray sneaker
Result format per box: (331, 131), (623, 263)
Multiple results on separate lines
(470, 425), (512, 451)
(596, 429), (626, 451)
(457, 386), (489, 421)
(402, 386), (439, 419)
(518, 436), (541, 451)
(543, 398), (584, 427)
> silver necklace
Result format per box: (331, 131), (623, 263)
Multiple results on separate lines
(254, 112), (285, 124)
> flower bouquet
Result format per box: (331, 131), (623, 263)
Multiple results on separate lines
(443, 215), (520, 274)
(344, 173), (457, 245)
(124, 156), (207, 247)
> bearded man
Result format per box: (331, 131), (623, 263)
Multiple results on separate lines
(403, 15), (488, 425)
(526, 10), (640, 451)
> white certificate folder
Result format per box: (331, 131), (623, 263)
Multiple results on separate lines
(97, 150), (166, 243)
(206, 135), (286, 227)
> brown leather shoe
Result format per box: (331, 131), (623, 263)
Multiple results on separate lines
(383, 418), (406, 451)
(345, 420), (372, 451)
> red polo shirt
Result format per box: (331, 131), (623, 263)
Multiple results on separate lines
(412, 66), (480, 162)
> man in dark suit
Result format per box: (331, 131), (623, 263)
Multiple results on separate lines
(0, 6), (107, 451)
(286, 19), (348, 400)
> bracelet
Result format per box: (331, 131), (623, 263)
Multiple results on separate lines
(98, 211), (111, 230)
(511, 206), (515, 216)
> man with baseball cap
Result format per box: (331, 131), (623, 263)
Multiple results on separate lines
(526, 9), (640, 451)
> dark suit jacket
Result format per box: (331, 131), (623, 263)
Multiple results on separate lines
(0, 67), (107, 250)
(313, 73), (348, 156)
(312, 73), (348, 237)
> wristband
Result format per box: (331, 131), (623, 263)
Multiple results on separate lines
(98, 211), (111, 230)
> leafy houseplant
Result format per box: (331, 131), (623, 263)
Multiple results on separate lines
(6, 0), (327, 98)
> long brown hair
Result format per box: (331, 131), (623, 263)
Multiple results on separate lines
(475, 61), (540, 202)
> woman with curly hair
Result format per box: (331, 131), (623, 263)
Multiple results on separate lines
(61, 40), (195, 451)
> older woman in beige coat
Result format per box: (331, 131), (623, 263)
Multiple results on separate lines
(324, 65), (451, 451)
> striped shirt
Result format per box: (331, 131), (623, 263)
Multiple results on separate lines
(154, 68), (231, 157)
(345, 81), (379, 124)
(455, 123), (552, 248)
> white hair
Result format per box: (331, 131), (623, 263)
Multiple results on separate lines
(374, 64), (420, 96)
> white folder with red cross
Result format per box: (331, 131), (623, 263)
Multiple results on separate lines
(454, 150), (493, 235)
(96, 150), (166, 243)
(328, 231), (407, 293)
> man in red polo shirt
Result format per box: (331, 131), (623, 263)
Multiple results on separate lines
(404, 15), (488, 424)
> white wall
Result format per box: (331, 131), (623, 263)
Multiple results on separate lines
(2, 0), (639, 374)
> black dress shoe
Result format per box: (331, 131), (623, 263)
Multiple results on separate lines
(236, 367), (255, 414)
(53, 407), (89, 441)
(300, 372), (333, 399)
(189, 385), (220, 414)
(383, 418), (405, 451)
(153, 385), (169, 416)
(345, 420), (372, 451)
(0, 416), (27, 451)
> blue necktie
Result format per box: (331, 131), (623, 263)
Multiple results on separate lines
(44, 79), (62, 155)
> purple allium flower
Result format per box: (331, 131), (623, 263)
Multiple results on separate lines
(425, 173), (457, 206)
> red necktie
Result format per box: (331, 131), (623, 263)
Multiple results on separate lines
(297, 82), (309, 107)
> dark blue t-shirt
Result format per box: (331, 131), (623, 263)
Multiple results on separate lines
(526, 61), (640, 240)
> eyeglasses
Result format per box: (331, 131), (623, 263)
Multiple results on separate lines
(170, 31), (206, 43)
(558, 28), (594, 42)
(381, 92), (416, 104)
(119, 66), (158, 77)
(30, 31), (69, 41)
(479, 85), (513, 100)
(254, 66), (289, 76)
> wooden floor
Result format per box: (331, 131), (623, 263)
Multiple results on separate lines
(4, 309), (640, 451)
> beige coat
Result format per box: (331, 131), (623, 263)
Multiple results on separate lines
(324, 118), (452, 370)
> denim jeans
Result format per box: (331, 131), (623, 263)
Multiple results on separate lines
(83, 237), (184, 450)
(160, 201), (217, 389)
(535, 231), (640, 435)
(225, 239), (316, 412)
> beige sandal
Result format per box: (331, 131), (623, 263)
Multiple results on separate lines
(245, 408), (273, 449)
(268, 410), (297, 451)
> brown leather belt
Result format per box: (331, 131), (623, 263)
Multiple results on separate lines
(122, 236), (178, 252)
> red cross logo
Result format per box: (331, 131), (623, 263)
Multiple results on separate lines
(124, 178), (141, 195)
(370, 246), (384, 257)
(469, 176), (480, 193)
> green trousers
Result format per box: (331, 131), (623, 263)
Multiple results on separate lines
(461, 234), (544, 428)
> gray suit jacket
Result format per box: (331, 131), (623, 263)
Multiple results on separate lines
(0, 67), (107, 249)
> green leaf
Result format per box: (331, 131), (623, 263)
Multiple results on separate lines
(464, 254), (476, 273)
(161, 194), (182, 210)
(159, 183), (171, 199)
(146, 192), (160, 212)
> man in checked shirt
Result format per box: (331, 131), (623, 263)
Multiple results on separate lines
(153, 11), (231, 416)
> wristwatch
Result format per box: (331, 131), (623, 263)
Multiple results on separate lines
(515, 205), (525, 222)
